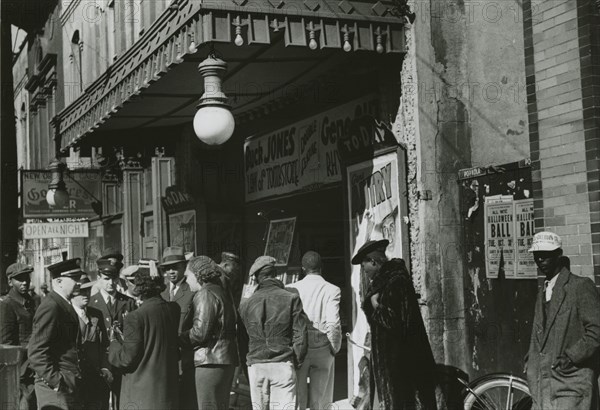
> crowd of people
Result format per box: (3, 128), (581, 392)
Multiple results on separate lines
(0, 246), (344, 410)
(1, 231), (599, 410)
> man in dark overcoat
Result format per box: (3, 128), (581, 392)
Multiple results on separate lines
(108, 260), (181, 410)
(352, 239), (437, 410)
(0, 262), (40, 410)
(526, 231), (600, 410)
(28, 258), (84, 410)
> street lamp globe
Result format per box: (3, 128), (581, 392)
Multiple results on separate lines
(193, 106), (235, 145)
(193, 54), (235, 145)
(46, 158), (69, 208)
(46, 188), (69, 207)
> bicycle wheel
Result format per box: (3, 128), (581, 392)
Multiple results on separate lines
(464, 375), (532, 410)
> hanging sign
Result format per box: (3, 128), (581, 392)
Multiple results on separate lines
(23, 222), (89, 239)
(22, 170), (101, 218)
(161, 186), (197, 254)
(264, 217), (297, 266)
(484, 197), (536, 279)
(244, 95), (379, 202)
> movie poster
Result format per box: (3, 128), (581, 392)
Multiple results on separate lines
(346, 151), (404, 401)
(514, 199), (536, 278)
(484, 199), (516, 278)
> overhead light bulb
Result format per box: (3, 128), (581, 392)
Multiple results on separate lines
(193, 55), (236, 145)
(235, 34), (244, 46)
(46, 188), (70, 208)
(309, 38), (318, 50)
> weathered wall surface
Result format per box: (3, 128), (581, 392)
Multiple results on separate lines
(397, 0), (532, 379)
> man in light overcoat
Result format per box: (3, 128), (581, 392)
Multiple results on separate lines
(526, 231), (600, 410)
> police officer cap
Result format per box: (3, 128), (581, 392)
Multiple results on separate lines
(97, 258), (123, 277)
(48, 258), (84, 279)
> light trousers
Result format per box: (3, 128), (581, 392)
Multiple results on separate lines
(248, 361), (297, 410)
(296, 345), (335, 410)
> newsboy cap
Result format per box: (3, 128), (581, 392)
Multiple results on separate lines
(160, 246), (187, 266)
(351, 239), (389, 265)
(6, 263), (34, 280)
(249, 256), (277, 277)
(48, 258), (84, 279)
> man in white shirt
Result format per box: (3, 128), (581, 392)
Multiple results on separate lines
(287, 251), (342, 410)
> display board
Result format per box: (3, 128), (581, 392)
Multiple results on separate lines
(459, 160), (538, 379)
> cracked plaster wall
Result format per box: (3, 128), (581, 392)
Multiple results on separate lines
(395, 0), (530, 375)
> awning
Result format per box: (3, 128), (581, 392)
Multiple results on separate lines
(55, 0), (407, 153)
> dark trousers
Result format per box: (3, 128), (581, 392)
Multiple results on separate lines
(180, 367), (198, 410)
(81, 374), (110, 410)
(195, 365), (235, 410)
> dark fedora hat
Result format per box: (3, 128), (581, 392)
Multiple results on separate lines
(160, 246), (187, 266)
(351, 239), (389, 265)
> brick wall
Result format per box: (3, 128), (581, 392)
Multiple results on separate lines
(526, 0), (599, 280)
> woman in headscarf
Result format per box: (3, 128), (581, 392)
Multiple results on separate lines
(108, 259), (181, 410)
(181, 256), (239, 410)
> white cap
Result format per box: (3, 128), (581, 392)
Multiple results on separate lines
(528, 231), (562, 252)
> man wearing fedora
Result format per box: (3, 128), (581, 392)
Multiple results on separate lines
(28, 258), (84, 410)
(160, 246), (196, 410)
(526, 231), (600, 410)
(1, 262), (40, 410)
(72, 277), (112, 410)
(352, 239), (436, 410)
(238, 255), (308, 410)
(89, 254), (136, 410)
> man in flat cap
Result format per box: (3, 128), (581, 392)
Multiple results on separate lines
(28, 258), (84, 410)
(352, 240), (436, 410)
(72, 277), (112, 410)
(160, 246), (196, 410)
(526, 232), (600, 410)
(1, 262), (39, 409)
(218, 252), (243, 309)
(89, 254), (136, 410)
(238, 255), (308, 410)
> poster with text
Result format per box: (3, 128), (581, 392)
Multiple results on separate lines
(514, 199), (536, 278)
(346, 151), (404, 400)
(485, 199), (516, 278)
(264, 217), (296, 266)
(244, 95), (379, 202)
(168, 210), (196, 254)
